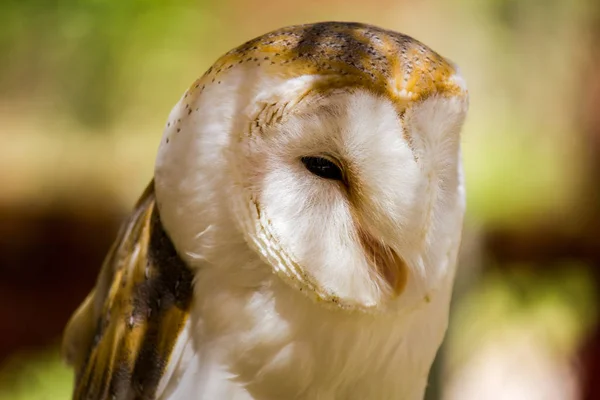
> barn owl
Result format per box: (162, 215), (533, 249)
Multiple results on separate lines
(62, 21), (469, 400)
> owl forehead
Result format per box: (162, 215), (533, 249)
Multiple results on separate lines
(188, 22), (464, 106)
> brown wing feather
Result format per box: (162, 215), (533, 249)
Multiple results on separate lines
(62, 180), (194, 400)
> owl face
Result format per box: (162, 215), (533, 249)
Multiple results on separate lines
(229, 82), (467, 311)
(154, 22), (468, 313)
(233, 88), (415, 307)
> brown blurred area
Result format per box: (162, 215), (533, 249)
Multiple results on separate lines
(0, 0), (599, 399)
(0, 205), (121, 363)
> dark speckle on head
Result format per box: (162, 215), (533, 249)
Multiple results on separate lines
(195, 21), (460, 102)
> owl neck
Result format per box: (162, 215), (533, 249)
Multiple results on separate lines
(176, 248), (454, 400)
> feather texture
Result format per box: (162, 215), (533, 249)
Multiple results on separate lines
(62, 181), (194, 400)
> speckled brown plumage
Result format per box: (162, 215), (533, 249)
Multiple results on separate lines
(184, 22), (462, 110)
(62, 181), (193, 400)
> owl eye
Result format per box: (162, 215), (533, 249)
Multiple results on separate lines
(301, 156), (343, 181)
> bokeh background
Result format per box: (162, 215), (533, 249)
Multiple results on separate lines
(1, 0), (599, 399)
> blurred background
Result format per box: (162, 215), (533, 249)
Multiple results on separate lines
(0, 0), (599, 398)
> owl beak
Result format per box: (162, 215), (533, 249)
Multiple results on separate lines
(358, 228), (408, 298)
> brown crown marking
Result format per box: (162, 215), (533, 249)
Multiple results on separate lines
(182, 22), (465, 110)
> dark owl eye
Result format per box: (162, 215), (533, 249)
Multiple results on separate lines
(301, 156), (343, 181)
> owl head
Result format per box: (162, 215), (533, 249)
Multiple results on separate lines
(154, 22), (469, 313)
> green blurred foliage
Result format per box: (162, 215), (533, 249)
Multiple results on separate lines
(0, 348), (72, 400)
(446, 263), (598, 367)
(0, 0), (223, 130)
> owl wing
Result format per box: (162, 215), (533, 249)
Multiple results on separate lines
(61, 180), (195, 400)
